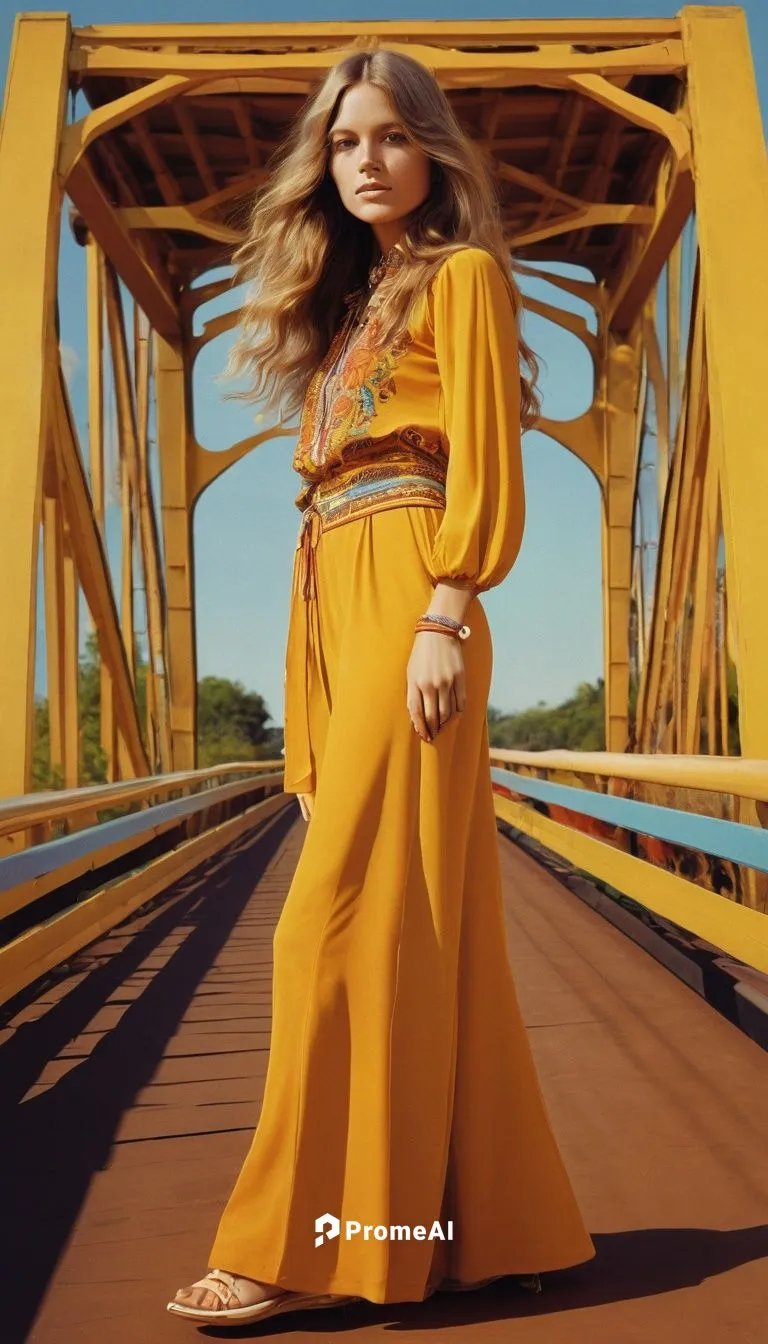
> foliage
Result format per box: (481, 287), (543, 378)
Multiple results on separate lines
(78, 631), (109, 785)
(488, 664), (740, 754)
(32, 699), (62, 792)
(487, 679), (606, 751)
(32, 640), (279, 788)
(197, 676), (272, 766)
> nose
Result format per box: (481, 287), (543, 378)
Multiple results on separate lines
(357, 142), (380, 171)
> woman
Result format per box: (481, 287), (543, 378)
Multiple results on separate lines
(167, 46), (595, 1328)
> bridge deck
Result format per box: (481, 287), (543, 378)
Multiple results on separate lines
(3, 804), (767, 1344)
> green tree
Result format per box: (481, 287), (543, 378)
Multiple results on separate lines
(78, 631), (108, 784)
(197, 675), (273, 766)
(32, 631), (151, 790)
(488, 678), (606, 751)
(32, 699), (62, 792)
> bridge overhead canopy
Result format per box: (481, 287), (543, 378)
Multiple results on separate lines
(68, 18), (684, 286)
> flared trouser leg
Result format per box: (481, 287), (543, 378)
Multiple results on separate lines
(427, 733), (596, 1287)
(208, 507), (594, 1303)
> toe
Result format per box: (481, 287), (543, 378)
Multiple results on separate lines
(194, 1286), (219, 1310)
(173, 1284), (217, 1310)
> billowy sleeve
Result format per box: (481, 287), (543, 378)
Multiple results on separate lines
(427, 247), (526, 593)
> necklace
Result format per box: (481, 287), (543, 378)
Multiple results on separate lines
(367, 241), (406, 290)
(342, 242), (406, 328)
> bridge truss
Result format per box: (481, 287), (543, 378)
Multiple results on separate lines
(1, 9), (767, 810)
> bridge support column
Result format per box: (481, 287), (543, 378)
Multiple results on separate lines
(155, 332), (198, 771)
(683, 8), (768, 757)
(601, 329), (643, 752)
(0, 15), (70, 799)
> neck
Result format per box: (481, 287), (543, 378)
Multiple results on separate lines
(372, 225), (406, 255)
(373, 240), (401, 266)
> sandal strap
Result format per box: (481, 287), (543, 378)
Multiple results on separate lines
(196, 1269), (242, 1310)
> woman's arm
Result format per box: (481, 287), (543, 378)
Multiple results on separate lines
(406, 247), (526, 742)
(426, 576), (476, 624)
(427, 245), (525, 594)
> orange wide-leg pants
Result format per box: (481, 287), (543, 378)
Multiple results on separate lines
(208, 504), (595, 1303)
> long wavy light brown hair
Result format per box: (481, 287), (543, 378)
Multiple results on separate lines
(223, 47), (541, 430)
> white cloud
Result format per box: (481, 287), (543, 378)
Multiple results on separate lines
(59, 341), (81, 383)
(104, 413), (122, 509)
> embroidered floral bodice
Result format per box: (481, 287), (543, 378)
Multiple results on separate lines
(291, 244), (526, 596)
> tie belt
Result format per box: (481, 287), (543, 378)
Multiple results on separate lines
(283, 448), (447, 794)
(296, 451), (448, 601)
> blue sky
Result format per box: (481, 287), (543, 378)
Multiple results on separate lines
(2, 2), (766, 730)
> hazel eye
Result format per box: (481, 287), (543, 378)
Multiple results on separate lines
(330, 131), (407, 151)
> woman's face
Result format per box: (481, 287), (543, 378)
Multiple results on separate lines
(327, 81), (432, 253)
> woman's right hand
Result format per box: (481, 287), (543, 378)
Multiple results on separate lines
(406, 629), (466, 742)
(297, 791), (315, 822)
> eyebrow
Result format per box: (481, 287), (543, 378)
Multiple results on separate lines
(328, 121), (404, 136)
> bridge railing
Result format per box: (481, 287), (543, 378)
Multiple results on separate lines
(490, 749), (768, 978)
(0, 762), (291, 1009)
(4, 749), (768, 1014)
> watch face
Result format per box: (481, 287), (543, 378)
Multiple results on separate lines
(458, 625), (470, 640)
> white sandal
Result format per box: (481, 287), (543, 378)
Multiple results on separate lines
(166, 1268), (360, 1326)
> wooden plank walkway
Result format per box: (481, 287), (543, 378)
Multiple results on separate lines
(2, 801), (767, 1344)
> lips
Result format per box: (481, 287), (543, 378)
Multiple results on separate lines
(357, 183), (390, 194)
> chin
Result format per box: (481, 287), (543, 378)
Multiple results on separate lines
(352, 206), (399, 224)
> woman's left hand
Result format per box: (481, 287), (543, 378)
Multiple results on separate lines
(406, 630), (466, 742)
(297, 791), (315, 822)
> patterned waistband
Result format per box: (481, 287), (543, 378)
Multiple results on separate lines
(295, 449), (447, 600)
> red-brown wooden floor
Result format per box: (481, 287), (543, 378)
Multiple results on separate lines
(3, 802), (767, 1344)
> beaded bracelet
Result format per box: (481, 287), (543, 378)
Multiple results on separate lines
(414, 613), (471, 641)
(414, 622), (461, 640)
(418, 612), (460, 630)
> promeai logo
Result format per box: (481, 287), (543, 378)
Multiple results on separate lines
(315, 1213), (341, 1247)
(314, 1214), (453, 1246)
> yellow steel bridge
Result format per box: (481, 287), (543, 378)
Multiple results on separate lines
(1, 11), (768, 1342)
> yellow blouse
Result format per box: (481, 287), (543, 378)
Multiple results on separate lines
(291, 245), (526, 594)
